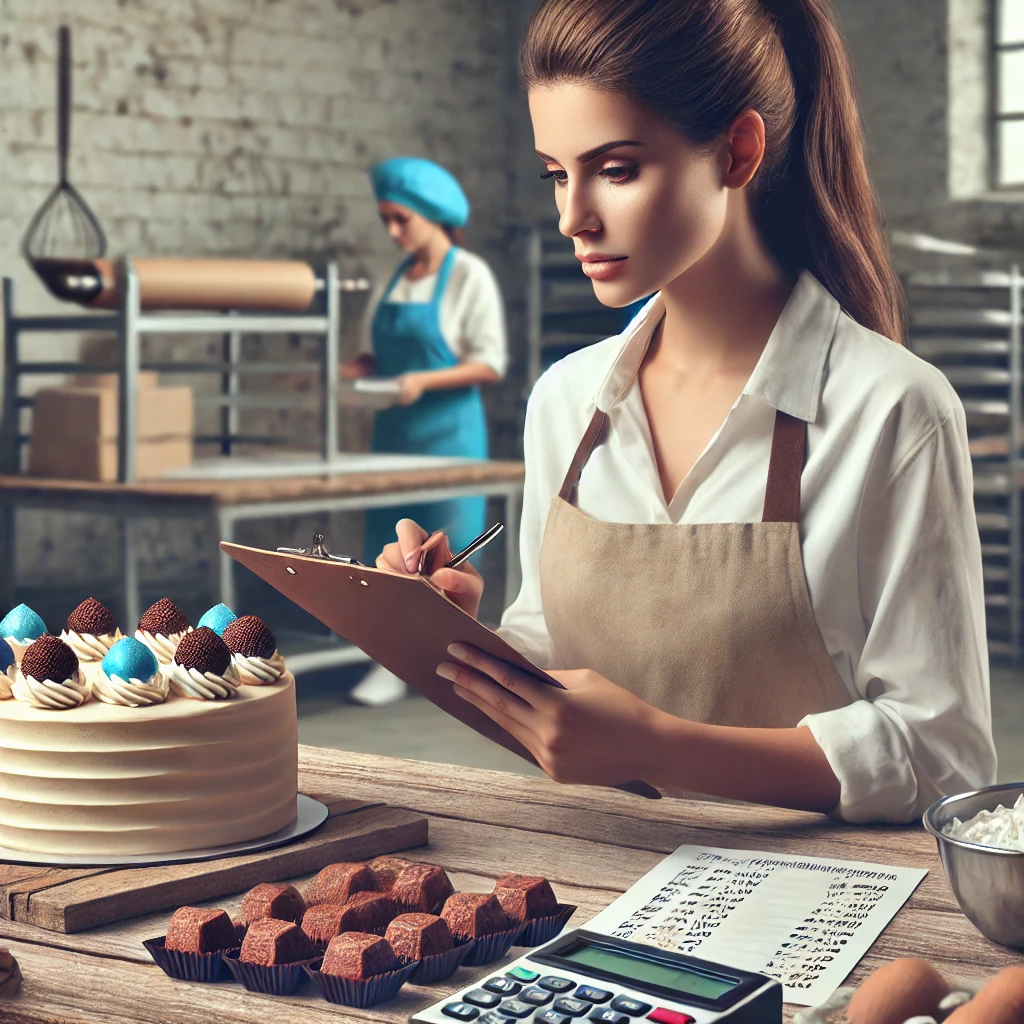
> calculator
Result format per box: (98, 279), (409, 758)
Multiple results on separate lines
(411, 929), (782, 1024)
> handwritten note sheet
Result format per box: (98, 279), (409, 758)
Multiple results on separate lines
(585, 845), (926, 1006)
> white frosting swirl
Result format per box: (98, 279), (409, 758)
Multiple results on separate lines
(92, 670), (169, 708)
(166, 661), (239, 700)
(0, 665), (14, 700)
(232, 649), (286, 685)
(135, 628), (190, 665)
(12, 669), (89, 710)
(60, 629), (122, 664)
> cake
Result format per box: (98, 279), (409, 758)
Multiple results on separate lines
(321, 932), (398, 979)
(59, 597), (122, 683)
(223, 615), (287, 685)
(240, 918), (316, 966)
(166, 626), (240, 700)
(492, 874), (558, 924)
(136, 598), (191, 665)
(241, 883), (306, 925)
(165, 907), (238, 954)
(385, 913), (454, 960)
(92, 637), (168, 707)
(441, 893), (512, 939)
(197, 603), (237, 636)
(368, 855), (411, 892)
(305, 862), (376, 907)
(345, 891), (398, 933)
(392, 863), (455, 913)
(0, 639), (15, 700)
(0, 604), (46, 663)
(0, 614), (298, 854)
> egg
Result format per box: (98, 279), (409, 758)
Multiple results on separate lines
(846, 958), (950, 1024)
(944, 966), (1024, 1024)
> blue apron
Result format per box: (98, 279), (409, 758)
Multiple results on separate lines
(364, 247), (488, 562)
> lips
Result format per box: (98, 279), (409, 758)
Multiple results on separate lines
(577, 254), (628, 282)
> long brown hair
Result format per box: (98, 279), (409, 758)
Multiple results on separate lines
(521, 0), (906, 344)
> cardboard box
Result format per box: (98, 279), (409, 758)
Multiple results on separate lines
(28, 436), (193, 482)
(74, 371), (160, 391)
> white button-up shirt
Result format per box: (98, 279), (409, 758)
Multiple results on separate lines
(498, 271), (997, 824)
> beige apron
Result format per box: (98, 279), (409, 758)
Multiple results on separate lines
(539, 408), (851, 729)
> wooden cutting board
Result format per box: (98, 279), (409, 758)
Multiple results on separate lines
(0, 795), (427, 934)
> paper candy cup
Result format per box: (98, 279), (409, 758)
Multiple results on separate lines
(404, 936), (476, 985)
(221, 947), (315, 995)
(514, 905), (578, 948)
(460, 925), (523, 967)
(144, 935), (237, 983)
(304, 958), (417, 1007)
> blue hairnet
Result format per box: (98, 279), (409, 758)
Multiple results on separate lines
(370, 156), (470, 228)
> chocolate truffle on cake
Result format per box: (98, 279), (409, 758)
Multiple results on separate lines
(385, 913), (454, 961)
(60, 597), (122, 681)
(197, 602), (236, 636)
(304, 862), (376, 907)
(165, 907), (238, 954)
(441, 893), (512, 940)
(93, 636), (168, 707)
(135, 598), (192, 665)
(222, 614), (288, 685)
(320, 932), (398, 979)
(240, 883), (306, 926)
(492, 874), (559, 924)
(392, 863), (455, 914)
(12, 635), (88, 710)
(239, 918), (316, 966)
(0, 603), (47, 663)
(345, 891), (398, 933)
(368, 855), (412, 892)
(0, 639), (14, 700)
(166, 626), (240, 700)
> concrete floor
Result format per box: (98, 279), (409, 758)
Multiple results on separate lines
(298, 662), (1024, 784)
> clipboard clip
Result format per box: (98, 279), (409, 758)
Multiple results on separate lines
(276, 532), (365, 566)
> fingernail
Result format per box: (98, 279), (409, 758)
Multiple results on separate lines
(448, 643), (468, 659)
(405, 551), (419, 572)
(436, 662), (457, 681)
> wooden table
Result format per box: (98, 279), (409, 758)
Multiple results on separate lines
(2, 747), (1022, 1023)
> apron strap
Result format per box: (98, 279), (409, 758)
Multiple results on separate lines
(762, 410), (806, 523)
(558, 409), (609, 503)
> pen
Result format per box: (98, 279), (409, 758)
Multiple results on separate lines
(417, 522), (504, 574)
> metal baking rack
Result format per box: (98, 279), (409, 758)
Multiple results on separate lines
(1, 257), (372, 480)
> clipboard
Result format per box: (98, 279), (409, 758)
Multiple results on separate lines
(222, 541), (660, 799)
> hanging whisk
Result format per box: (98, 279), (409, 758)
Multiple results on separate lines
(21, 25), (108, 303)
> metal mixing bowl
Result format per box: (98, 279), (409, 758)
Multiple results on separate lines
(923, 782), (1024, 949)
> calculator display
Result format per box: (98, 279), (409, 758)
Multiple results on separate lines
(562, 943), (738, 1000)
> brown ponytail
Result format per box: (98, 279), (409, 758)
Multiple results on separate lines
(444, 226), (466, 247)
(521, 0), (906, 343)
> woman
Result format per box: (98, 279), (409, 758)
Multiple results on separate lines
(344, 156), (507, 706)
(375, 0), (996, 821)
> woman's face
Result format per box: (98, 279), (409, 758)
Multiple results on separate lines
(528, 83), (730, 307)
(377, 200), (444, 254)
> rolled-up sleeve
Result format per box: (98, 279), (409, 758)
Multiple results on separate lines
(800, 403), (997, 823)
(457, 260), (508, 378)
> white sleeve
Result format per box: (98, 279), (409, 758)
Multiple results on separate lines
(451, 257), (508, 377)
(799, 402), (997, 823)
(496, 373), (564, 668)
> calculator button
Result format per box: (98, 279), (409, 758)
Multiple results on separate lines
(610, 997), (652, 1017)
(539, 976), (577, 993)
(443, 1003), (481, 1021)
(507, 967), (541, 983)
(496, 1000), (535, 1018)
(647, 1010), (695, 1024)
(590, 1011), (629, 1024)
(553, 998), (591, 1017)
(520, 987), (553, 1006)
(464, 990), (503, 1009)
(484, 978), (523, 996)
(576, 987), (612, 1004)
(538, 1013), (572, 1024)
(479, 1014), (510, 1024)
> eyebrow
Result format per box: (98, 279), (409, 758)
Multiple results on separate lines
(535, 140), (644, 164)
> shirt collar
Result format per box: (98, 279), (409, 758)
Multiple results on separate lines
(589, 270), (841, 424)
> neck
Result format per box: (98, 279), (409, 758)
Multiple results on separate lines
(407, 231), (452, 279)
(652, 192), (793, 376)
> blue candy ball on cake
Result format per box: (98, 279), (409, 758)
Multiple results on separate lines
(101, 637), (160, 683)
(0, 604), (46, 644)
(197, 603), (237, 636)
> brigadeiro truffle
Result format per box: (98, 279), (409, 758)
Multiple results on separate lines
(321, 932), (398, 979)
(239, 918), (316, 966)
(13, 634), (88, 710)
(302, 903), (358, 948)
(304, 862), (376, 907)
(167, 625), (240, 701)
(135, 597), (191, 665)
(345, 891), (398, 933)
(368, 855), (411, 892)
(385, 913), (454, 961)
(222, 614), (287, 685)
(441, 893), (512, 940)
(61, 597), (122, 678)
(240, 883), (306, 926)
(165, 907), (238, 954)
(391, 863), (454, 914)
(493, 873), (559, 924)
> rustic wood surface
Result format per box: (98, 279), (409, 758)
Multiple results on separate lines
(0, 798), (427, 934)
(0, 461), (525, 509)
(1, 746), (1021, 1024)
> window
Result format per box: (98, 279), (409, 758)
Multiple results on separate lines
(994, 0), (1024, 186)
